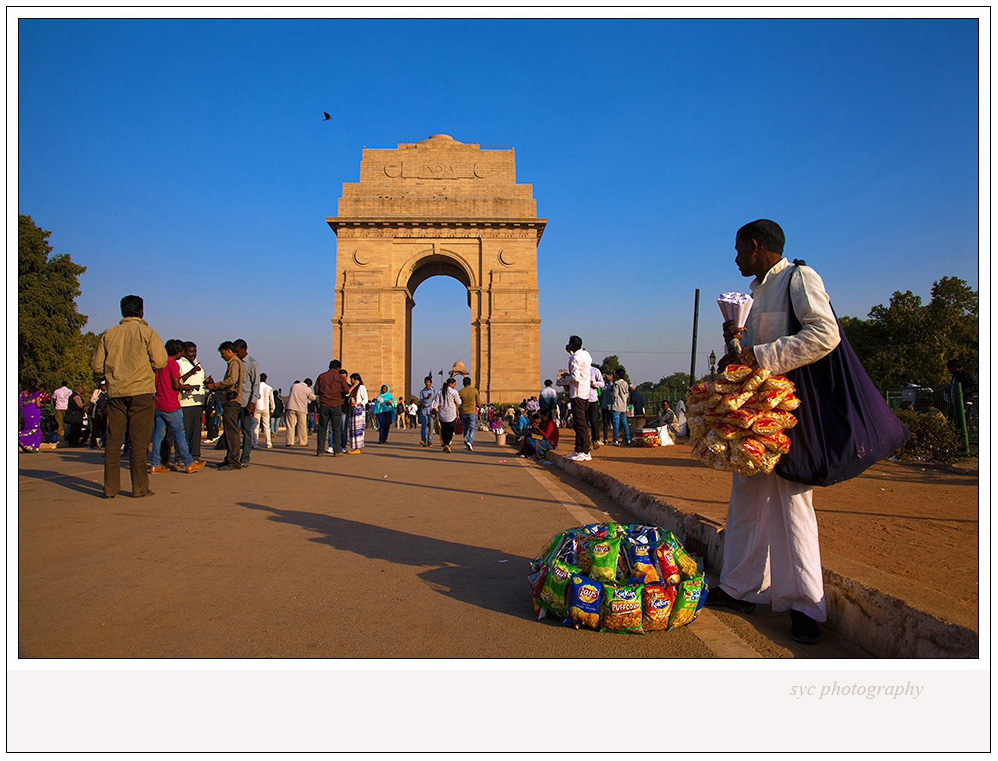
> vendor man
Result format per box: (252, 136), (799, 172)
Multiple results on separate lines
(709, 219), (839, 645)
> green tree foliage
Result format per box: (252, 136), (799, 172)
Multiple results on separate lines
(18, 215), (93, 391)
(840, 277), (978, 387)
(599, 355), (629, 382)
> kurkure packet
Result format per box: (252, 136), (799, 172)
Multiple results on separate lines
(600, 583), (644, 634)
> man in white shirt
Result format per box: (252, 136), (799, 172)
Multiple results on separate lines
(52, 382), (72, 442)
(177, 341), (206, 463)
(285, 379), (315, 447)
(563, 336), (593, 462)
(254, 373), (276, 448)
(708, 219), (839, 646)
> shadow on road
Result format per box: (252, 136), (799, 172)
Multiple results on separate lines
(17, 468), (106, 498)
(240, 502), (537, 622)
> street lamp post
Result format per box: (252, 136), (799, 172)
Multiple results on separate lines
(709, 350), (717, 381)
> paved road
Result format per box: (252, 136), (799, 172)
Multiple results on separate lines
(17, 428), (867, 658)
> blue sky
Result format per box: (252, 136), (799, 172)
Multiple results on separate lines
(15, 17), (982, 396)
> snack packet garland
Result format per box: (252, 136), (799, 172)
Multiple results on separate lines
(529, 522), (707, 634)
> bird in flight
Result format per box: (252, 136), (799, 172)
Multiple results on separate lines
(323, 112), (332, 121)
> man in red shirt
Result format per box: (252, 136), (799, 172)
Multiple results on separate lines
(150, 339), (205, 474)
(314, 359), (351, 456)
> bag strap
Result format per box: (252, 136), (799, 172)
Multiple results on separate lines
(787, 259), (840, 332)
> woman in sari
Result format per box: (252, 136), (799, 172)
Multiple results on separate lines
(18, 380), (43, 453)
(346, 373), (368, 454)
(373, 385), (397, 443)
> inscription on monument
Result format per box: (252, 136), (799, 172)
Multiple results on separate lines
(384, 161), (489, 179)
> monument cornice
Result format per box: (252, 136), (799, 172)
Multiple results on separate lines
(327, 216), (547, 241)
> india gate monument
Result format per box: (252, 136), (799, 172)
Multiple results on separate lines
(326, 134), (545, 403)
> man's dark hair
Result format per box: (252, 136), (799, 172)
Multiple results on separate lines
(120, 295), (143, 317)
(304, 378), (313, 386)
(947, 359), (963, 370)
(260, 373), (267, 382)
(339, 369), (348, 375)
(737, 219), (785, 254)
(544, 379), (553, 387)
(184, 341), (197, 352)
(165, 339), (184, 356)
(567, 335), (583, 352)
(233, 339), (248, 351)
(463, 376), (472, 386)
(218, 341), (235, 353)
(330, 360), (341, 370)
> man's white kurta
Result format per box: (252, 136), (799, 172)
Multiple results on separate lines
(721, 257), (839, 622)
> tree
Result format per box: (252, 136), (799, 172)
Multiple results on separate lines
(18, 215), (91, 390)
(656, 372), (693, 396)
(840, 277), (978, 388)
(599, 355), (628, 382)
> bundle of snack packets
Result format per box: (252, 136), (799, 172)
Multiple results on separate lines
(686, 364), (800, 476)
(528, 522), (707, 634)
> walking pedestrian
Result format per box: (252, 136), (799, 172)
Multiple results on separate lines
(418, 376), (435, 447)
(431, 377), (461, 453)
(373, 385), (397, 443)
(458, 376), (480, 451)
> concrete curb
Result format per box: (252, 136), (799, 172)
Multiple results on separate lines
(547, 452), (979, 659)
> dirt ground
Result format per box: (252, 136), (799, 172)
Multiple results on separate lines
(564, 438), (981, 633)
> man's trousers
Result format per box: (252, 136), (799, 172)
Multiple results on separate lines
(570, 397), (590, 454)
(317, 405), (344, 454)
(720, 471), (827, 622)
(222, 400), (242, 467)
(253, 409), (272, 447)
(285, 409), (308, 446)
(103, 394), (155, 497)
(182, 404), (203, 460)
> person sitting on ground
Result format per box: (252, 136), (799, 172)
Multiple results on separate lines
(518, 409), (559, 460)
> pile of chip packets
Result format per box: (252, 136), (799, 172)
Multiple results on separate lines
(528, 522), (707, 634)
(687, 364), (800, 476)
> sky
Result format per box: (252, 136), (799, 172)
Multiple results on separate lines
(13, 14), (984, 397)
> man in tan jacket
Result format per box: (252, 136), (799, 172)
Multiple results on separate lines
(91, 295), (169, 498)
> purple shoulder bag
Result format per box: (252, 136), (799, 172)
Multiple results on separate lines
(774, 261), (911, 487)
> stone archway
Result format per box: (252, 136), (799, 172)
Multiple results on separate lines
(326, 134), (546, 404)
